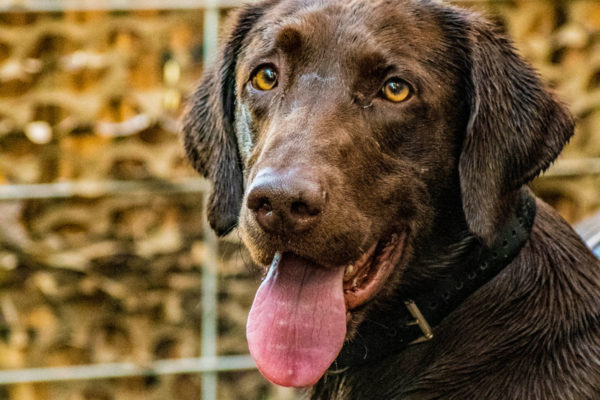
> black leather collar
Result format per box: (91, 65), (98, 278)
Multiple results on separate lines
(333, 189), (537, 367)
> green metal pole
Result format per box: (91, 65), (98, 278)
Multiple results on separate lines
(201, 3), (220, 399)
(201, 196), (218, 400)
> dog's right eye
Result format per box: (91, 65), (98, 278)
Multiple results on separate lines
(251, 65), (278, 91)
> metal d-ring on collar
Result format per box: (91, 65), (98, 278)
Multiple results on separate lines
(404, 299), (435, 344)
(334, 188), (537, 367)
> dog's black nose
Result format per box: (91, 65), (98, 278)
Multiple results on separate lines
(246, 169), (325, 235)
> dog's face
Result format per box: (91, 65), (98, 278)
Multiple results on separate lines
(237, 0), (463, 285)
(183, 0), (572, 389)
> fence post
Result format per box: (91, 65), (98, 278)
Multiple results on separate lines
(201, 2), (220, 398)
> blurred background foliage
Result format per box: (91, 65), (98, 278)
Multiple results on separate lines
(0, 0), (598, 399)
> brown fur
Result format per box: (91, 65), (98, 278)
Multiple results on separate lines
(182, 0), (600, 398)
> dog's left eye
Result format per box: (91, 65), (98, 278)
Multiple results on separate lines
(251, 65), (278, 91)
(381, 78), (411, 103)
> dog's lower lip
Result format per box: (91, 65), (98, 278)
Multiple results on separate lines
(343, 232), (406, 310)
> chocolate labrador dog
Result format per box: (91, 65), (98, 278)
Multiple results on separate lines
(182, 0), (600, 398)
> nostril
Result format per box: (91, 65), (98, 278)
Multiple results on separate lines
(247, 193), (272, 212)
(290, 201), (304, 215)
(258, 198), (272, 213)
(248, 195), (277, 233)
(290, 200), (320, 217)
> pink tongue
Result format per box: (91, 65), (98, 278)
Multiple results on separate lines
(246, 252), (347, 387)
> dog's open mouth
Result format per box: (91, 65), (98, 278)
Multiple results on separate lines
(246, 232), (406, 388)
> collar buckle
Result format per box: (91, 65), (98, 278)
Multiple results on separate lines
(404, 300), (434, 344)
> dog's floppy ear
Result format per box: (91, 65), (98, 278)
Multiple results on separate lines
(459, 17), (574, 245)
(182, 2), (275, 236)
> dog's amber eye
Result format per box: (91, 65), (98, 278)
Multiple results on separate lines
(381, 78), (411, 103)
(251, 65), (278, 91)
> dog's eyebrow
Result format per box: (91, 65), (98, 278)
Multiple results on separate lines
(350, 51), (393, 95)
(356, 51), (389, 78)
(273, 26), (303, 56)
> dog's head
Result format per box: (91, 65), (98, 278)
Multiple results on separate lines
(183, 0), (573, 388)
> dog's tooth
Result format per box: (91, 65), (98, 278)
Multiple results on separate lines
(344, 264), (355, 280)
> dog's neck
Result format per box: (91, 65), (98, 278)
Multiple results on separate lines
(331, 188), (536, 368)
